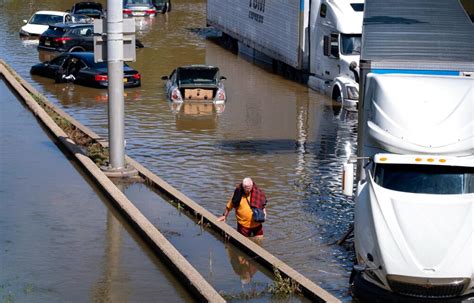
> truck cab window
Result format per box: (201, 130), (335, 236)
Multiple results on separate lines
(374, 164), (474, 195)
(341, 34), (361, 55)
(320, 4), (327, 17)
(330, 33), (339, 58)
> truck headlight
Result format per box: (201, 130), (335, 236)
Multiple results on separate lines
(346, 86), (359, 100)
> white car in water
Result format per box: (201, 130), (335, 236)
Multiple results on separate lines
(19, 11), (72, 38)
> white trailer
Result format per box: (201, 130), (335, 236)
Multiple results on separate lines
(207, 0), (364, 108)
(343, 0), (474, 300)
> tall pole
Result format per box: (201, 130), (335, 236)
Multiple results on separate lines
(107, 0), (125, 169)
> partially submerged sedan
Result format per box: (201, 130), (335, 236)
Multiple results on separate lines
(161, 65), (226, 104)
(30, 52), (141, 88)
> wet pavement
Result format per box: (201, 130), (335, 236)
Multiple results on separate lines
(1, 0), (359, 301)
(0, 79), (194, 302)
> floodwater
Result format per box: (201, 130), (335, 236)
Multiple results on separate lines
(0, 79), (194, 302)
(0, 0), (358, 301)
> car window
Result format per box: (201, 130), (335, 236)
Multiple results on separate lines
(170, 70), (176, 82)
(30, 14), (59, 25)
(50, 55), (68, 66)
(65, 14), (72, 22)
(73, 27), (92, 36)
(177, 68), (219, 84)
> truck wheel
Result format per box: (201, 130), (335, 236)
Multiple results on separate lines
(69, 46), (85, 52)
(333, 88), (342, 103)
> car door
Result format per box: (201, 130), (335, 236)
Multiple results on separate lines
(46, 54), (68, 79)
(71, 58), (91, 85)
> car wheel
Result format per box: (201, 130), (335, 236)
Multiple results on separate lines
(68, 46), (85, 52)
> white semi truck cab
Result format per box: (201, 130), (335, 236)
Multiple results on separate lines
(308, 0), (363, 109)
(343, 0), (474, 300)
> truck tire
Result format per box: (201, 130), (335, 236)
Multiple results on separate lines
(333, 87), (342, 103)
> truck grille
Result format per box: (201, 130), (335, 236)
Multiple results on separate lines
(387, 275), (470, 298)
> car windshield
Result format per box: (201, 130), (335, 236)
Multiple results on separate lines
(177, 68), (218, 85)
(374, 163), (474, 194)
(30, 14), (63, 25)
(340, 34), (361, 55)
(76, 9), (101, 14)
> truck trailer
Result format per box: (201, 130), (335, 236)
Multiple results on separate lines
(342, 0), (474, 301)
(207, 0), (364, 108)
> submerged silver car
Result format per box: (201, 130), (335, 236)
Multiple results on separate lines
(161, 65), (227, 104)
(123, 0), (157, 17)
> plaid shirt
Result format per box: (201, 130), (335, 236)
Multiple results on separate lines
(249, 184), (267, 209)
(232, 183), (267, 209)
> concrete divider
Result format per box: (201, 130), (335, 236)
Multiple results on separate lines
(1, 60), (341, 303)
(0, 61), (225, 303)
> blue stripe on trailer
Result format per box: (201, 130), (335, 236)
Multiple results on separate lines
(372, 69), (459, 76)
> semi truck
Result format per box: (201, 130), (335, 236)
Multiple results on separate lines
(342, 0), (474, 301)
(206, 0), (364, 108)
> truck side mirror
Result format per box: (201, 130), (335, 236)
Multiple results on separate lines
(342, 163), (354, 196)
(323, 36), (331, 56)
(161, 75), (169, 80)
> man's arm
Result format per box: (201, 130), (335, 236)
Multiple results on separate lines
(217, 207), (230, 221)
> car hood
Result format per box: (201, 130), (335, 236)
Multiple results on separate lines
(21, 24), (49, 35)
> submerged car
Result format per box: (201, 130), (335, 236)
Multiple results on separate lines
(20, 11), (72, 38)
(38, 23), (94, 52)
(38, 23), (144, 53)
(123, 0), (171, 17)
(68, 2), (105, 19)
(30, 52), (141, 88)
(161, 65), (227, 104)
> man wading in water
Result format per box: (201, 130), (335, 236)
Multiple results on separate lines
(217, 177), (267, 237)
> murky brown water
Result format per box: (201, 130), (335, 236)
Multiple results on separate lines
(1, 0), (358, 301)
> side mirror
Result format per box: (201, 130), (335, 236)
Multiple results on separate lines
(342, 163), (354, 196)
(23, 19), (28, 24)
(161, 75), (169, 80)
(220, 76), (227, 80)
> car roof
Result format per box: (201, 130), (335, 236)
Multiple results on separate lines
(49, 22), (92, 29)
(33, 11), (69, 16)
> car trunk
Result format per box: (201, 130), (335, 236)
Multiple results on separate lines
(179, 85), (217, 101)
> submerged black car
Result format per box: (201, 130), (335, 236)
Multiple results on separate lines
(69, 2), (105, 19)
(38, 23), (93, 52)
(38, 23), (144, 53)
(30, 52), (141, 88)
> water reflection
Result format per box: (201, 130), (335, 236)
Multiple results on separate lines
(173, 102), (225, 131)
(226, 245), (258, 285)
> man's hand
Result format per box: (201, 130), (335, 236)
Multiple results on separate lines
(217, 215), (226, 222)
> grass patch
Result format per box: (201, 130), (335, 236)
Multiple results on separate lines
(30, 92), (110, 166)
(268, 268), (302, 297)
